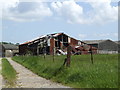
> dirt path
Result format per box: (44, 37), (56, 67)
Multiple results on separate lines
(7, 58), (70, 88)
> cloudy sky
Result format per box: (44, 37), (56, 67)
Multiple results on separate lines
(0, 0), (119, 44)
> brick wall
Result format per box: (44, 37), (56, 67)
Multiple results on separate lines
(70, 38), (78, 45)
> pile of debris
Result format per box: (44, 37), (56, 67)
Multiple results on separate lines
(56, 44), (97, 55)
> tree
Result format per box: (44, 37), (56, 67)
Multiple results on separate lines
(15, 43), (20, 46)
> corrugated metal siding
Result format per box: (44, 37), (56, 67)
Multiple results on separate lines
(99, 40), (118, 51)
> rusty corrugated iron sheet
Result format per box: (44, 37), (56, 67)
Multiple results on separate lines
(20, 41), (32, 45)
(53, 33), (63, 37)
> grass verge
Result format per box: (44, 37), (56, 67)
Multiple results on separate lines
(2, 58), (17, 87)
(12, 54), (118, 88)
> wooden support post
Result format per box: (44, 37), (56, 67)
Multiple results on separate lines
(43, 48), (45, 59)
(90, 46), (93, 64)
(43, 42), (46, 59)
(66, 45), (72, 67)
(63, 58), (67, 66)
(37, 46), (39, 55)
(53, 47), (54, 62)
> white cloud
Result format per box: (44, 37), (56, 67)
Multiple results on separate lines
(94, 33), (110, 37)
(88, 0), (118, 24)
(78, 32), (118, 40)
(51, 1), (84, 24)
(78, 34), (87, 39)
(113, 33), (118, 37)
(1, 1), (52, 22)
(0, 0), (19, 18)
(51, 0), (118, 24)
(93, 33), (118, 38)
(0, 0), (118, 23)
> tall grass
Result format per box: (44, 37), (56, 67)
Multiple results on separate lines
(12, 54), (118, 88)
(2, 58), (17, 87)
(0, 61), (1, 74)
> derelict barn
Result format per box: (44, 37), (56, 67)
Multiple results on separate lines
(19, 33), (97, 55)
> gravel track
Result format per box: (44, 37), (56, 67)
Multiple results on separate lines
(7, 58), (70, 88)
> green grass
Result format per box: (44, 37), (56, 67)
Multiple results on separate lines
(0, 60), (1, 74)
(2, 58), (17, 87)
(12, 54), (118, 88)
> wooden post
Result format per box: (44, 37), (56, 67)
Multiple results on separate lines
(53, 47), (54, 62)
(43, 42), (46, 59)
(66, 45), (72, 67)
(63, 58), (67, 66)
(43, 49), (45, 59)
(37, 45), (39, 55)
(90, 46), (93, 64)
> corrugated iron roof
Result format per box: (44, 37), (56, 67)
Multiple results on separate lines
(2, 44), (18, 50)
(53, 33), (63, 37)
(83, 40), (110, 44)
(20, 33), (63, 45)
(20, 41), (32, 45)
(114, 41), (120, 44)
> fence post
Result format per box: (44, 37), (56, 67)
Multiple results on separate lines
(66, 45), (72, 67)
(53, 47), (54, 62)
(90, 46), (93, 64)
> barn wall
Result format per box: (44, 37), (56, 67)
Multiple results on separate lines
(99, 40), (118, 51)
(5, 50), (13, 57)
(88, 44), (98, 48)
(92, 50), (97, 54)
(5, 49), (19, 57)
(98, 50), (118, 54)
(19, 44), (28, 55)
(118, 44), (120, 53)
(80, 50), (97, 55)
(70, 38), (78, 46)
(0, 45), (5, 57)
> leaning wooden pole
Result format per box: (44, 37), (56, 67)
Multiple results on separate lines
(43, 43), (45, 59)
(53, 47), (54, 62)
(66, 45), (72, 67)
(90, 46), (94, 64)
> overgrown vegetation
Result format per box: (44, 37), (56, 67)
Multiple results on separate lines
(0, 60), (1, 75)
(0, 42), (19, 46)
(2, 58), (17, 87)
(12, 54), (118, 88)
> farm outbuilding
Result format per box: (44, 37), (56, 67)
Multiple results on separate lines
(0, 44), (5, 57)
(83, 39), (118, 54)
(19, 33), (97, 55)
(115, 41), (120, 53)
(1, 44), (19, 57)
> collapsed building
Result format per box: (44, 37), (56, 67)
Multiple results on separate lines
(19, 33), (97, 55)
